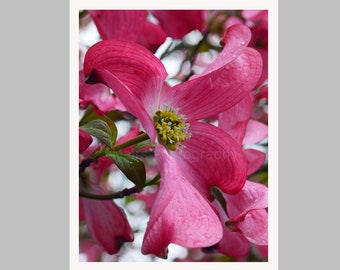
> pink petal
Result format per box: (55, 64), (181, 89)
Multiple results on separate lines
(142, 145), (223, 258)
(255, 84), (268, 102)
(88, 10), (147, 41)
(138, 20), (167, 52)
(163, 47), (262, 121)
(172, 122), (247, 196)
(151, 10), (204, 39)
(92, 156), (113, 176)
(87, 156), (113, 186)
(242, 10), (266, 20)
(256, 48), (268, 87)
(82, 186), (134, 254)
(88, 10), (166, 52)
(225, 16), (244, 28)
(224, 180), (268, 219)
(244, 148), (266, 176)
(217, 223), (250, 258)
(242, 119), (268, 145)
(79, 197), (85, 221)
(79, 128), (93, 154)
(79, 70), (125, 113)
(79, 239), (103, 262)
(213, 200), (250, 257)
(218, 93), (253, 144)
(198, 24), (253, 76)
(83, 39), (168, 141)
(238, 209), (268, 245)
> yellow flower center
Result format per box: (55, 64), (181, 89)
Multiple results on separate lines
(153, 107), (190, 151)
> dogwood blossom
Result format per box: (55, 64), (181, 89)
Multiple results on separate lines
(83, 24), (262, 258)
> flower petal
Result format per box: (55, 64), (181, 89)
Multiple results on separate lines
(216, 225), (250, 258)
(198, 24), (253, 76)
(141, 145), (223, 258)
(138, 20), (167, 52)
(242, 119), (268, 145)
(238, 209), (268, 245)
(79, 128), (93, 154)
(79, 197), (85, 221)
(82, 186), (134, 254)
(88, 10), (147, 41)
(163, 47), (262, 121)
(218, 93), (253, 144)
(79, 70), (125, 113)
(151, 10), (204, 39)
(83, 39), (168, 140)
(244, 148), (266, 176)
(224, 180), (268, 218)
(172, 122), (247, 196)
(79, 239), (103, 262)
(213, 200), (250, 257)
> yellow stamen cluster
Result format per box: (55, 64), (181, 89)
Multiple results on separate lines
(154, 108), (190, 151)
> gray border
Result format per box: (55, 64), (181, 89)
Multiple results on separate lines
(279, 1), (339, 269)
(1, 0), (69, 269)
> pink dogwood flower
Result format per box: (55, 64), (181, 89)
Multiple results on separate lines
(83, 24), (262, 258)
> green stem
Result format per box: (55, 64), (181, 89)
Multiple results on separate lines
(113, 132), (150, 151)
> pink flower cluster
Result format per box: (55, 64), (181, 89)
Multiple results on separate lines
(79, 10), (268, 262)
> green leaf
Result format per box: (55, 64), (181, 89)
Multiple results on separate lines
(80, 119), (116, 149)
(80, 105), (125, 124)
(106, 151), (146, 191)
(79, 105), (100, 126)
(79, 106), (118, 148)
